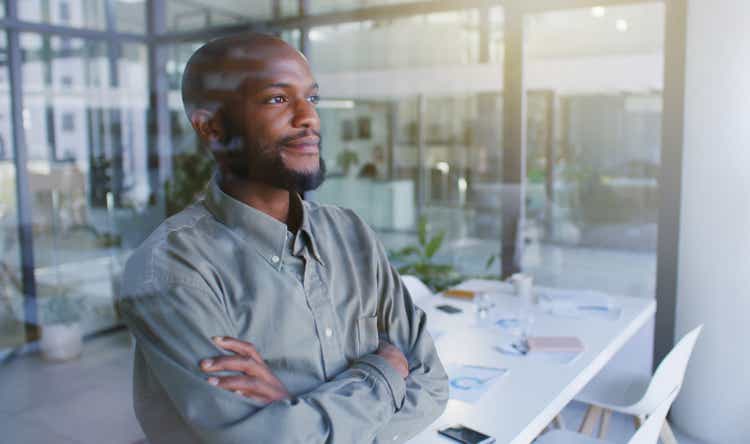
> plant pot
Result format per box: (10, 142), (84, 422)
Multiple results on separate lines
(40, 322), (83, 361)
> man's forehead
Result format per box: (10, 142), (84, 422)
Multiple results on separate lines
(198, 50), (314, 94)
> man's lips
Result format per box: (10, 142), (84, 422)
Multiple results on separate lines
(283, 137), (320, 154)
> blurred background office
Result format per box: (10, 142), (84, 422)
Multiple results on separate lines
(0, 0), (747, 443)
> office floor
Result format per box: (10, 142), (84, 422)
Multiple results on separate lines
(0, 331), (706, 444)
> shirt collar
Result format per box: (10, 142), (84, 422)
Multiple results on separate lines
(298, 200), (324, 265)
(204, 177), (324, 266)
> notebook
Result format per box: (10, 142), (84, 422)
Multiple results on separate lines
(526, 336), (584, 353)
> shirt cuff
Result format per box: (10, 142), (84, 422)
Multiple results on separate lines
(354, 354), (407, 412)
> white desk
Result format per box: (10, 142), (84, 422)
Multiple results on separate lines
(408, 280), (656, 444)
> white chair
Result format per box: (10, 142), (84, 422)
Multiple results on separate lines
(574, 325), (703, 443)
(535, 387), (680, 444)
(400, 274), (434, 306)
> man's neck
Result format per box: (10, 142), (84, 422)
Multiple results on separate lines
(219, 176), (291, 225)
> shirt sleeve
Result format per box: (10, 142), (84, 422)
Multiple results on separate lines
(119, 268), (406, 444)
(370, 234), (450, 443)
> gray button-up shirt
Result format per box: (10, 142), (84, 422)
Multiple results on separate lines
(118, 179), (448, 444)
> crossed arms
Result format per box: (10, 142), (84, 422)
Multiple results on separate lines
(119, 243), (448, 444)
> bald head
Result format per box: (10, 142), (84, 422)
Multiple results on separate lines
(181, 32), (324, 193)
(181, 32), (309, 120)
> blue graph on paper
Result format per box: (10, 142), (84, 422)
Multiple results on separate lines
(446, 364), (508, 403)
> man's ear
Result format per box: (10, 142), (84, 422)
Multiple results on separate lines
(190, 109), (225, 144)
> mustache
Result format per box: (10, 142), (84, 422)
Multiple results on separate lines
(279, 130), (321, 146)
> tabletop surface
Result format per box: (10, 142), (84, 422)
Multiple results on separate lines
(407, 279), (656, 444)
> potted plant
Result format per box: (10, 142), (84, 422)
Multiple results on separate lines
(164, 151), (214, 217)
(390, 217), (464, 292)
(336, 148), (359, 177)
(38, 292), (85, 361)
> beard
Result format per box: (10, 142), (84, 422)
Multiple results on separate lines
(217, 130), (326, 193)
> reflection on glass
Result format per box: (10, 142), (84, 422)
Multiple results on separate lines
(165, 0), (273, 31)
(281, 0), (426, 16)
(162, 30), (307, 218)
(308, 10), (480, 73)
(0, 35), (23, 351)
(19, 34), (152, 336)
(115, 0), (146, 34)
(522, 3), (665, 298)
(19, 0), (108, 30)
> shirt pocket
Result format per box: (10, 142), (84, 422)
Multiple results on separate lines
(356, 315), (379, 357)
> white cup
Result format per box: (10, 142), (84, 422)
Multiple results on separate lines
(510, 273), (534, 304)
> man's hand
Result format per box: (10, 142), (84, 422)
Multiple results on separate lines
(201, 336), (290, 404)
(376, 340), (409, 379)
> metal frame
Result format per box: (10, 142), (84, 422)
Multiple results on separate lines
(500, 1), (526, 278)
(5, 0), (39, 342)
(654, 0), (688, 368)
(2, 0), (682, 363)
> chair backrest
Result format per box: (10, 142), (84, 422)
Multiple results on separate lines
(633, 325), (703, 413)
(627, 388), (679, 444)
(401, 275), (433, 305)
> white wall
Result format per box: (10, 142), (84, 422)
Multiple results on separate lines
(671, 1), (750, 442)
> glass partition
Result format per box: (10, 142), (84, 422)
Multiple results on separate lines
(19, 0), (108, 30)
(165, 0), (274, 32)
(19, 33), (152, 334)
(308, 8), (504, 286)
(521, 3), (665, 298)
(0, 33), (23, 352)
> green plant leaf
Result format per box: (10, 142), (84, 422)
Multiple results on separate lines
(392, 246), (420, 259)
(424, 231), (445, 259)
(485, 254), (497, 270)
(417, 216), (427, 246)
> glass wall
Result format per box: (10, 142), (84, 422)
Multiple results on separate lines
(0, 2), (672, 442)
(308, 10), (481, 72)
(521, 3), (665, 298)
(281, 0), (428, 17)
(0, 33), (23, 351)
(115, 0), (147, 34)
(18, 33), (151, 334)
(19, 0), (108, 30)
(165, 0), (274, 31)
(309, 8), (504, 284)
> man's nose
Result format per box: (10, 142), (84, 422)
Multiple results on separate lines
(292, 99), (319, 129)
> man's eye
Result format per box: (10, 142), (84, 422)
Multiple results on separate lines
(266, 96), (287, 104)
(308, 95), (320, 105)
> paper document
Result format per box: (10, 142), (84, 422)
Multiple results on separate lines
(536, 287), (622, 320)
(445, 364), (508, 403)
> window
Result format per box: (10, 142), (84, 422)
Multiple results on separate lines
(61, 112), (75, 131)
(59, 1), (71, 22)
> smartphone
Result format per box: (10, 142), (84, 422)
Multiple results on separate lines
(435, 304), (463, 314)
(438, 425), (495, 444)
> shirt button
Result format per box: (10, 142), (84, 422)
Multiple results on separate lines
(271, 255), (280, 263)
(324, 327), (333, 338)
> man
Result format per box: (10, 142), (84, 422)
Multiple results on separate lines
(118, 33), (448, 444)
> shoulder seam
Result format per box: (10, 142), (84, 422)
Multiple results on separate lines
(143, 209), (215, 290)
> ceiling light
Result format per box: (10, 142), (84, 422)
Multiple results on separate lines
(616, 19), (629, 32)
(309, 30), (324, 42)
(436, 162), (450, 174)
(590, 6), (606, 18)
(458, 178), (467, 192)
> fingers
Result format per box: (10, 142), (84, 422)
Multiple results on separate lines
(375, 341), (409, 379)
(207, 375), (288, 404)
(212, 336), (264, 363)
(200, 354), (269, 378)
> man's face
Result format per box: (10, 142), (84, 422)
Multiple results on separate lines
(218, 42), (325, 192)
